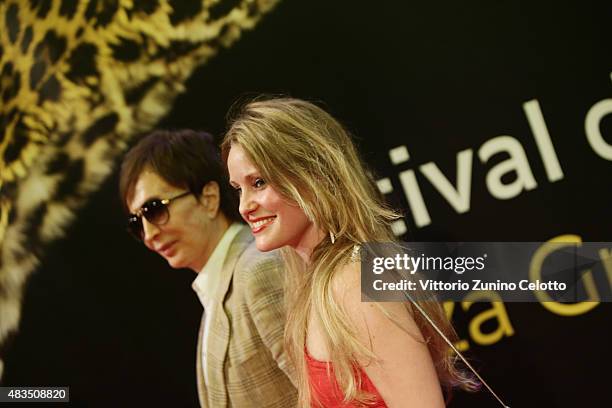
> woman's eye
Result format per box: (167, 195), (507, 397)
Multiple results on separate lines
(233, 186), (242, 195)
(254, 178), (266, 188)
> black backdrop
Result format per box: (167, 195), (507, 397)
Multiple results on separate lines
(4, 1), (611, 406)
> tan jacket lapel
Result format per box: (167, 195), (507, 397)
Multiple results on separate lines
(195, 315), (208, 407)
(196, 226), (253, 408)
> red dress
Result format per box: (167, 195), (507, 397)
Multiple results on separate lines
(306, 349), (388, 407)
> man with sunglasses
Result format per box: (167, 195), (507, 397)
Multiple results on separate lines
(119, 129), (296, 407)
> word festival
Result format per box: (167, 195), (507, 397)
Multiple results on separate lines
(377, 72), (612, 228)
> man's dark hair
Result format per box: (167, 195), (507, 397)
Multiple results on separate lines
(119, 129), (241, 222)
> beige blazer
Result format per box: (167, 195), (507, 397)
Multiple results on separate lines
(196, 226), (297, 407)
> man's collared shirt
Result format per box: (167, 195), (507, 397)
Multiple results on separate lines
(191, 222), (243, 384)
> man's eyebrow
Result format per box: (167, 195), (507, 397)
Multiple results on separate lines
(128, 200), (144, 215)
(129, 195), (160, 214)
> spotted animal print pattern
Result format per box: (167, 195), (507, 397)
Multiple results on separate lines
(0, 0), (280, 378)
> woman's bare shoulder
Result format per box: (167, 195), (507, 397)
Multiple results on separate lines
(330, 258), (421, 342)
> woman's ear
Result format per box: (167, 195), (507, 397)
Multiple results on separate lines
(200, 181), (221, 218)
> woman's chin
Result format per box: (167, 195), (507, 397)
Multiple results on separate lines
(255, 238), (280, 253)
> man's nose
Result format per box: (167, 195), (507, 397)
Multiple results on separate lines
(142, 218), (161, 247)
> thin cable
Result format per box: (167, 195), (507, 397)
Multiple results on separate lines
(403, 291), (511, 408)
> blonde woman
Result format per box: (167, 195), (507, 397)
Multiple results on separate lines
(223, 97), (475, 407)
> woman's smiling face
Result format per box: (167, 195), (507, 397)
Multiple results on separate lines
(227, 144), (319, 255)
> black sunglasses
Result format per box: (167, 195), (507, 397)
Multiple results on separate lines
(126, 191), (191, 241)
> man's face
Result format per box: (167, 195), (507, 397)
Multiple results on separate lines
(127, 169), (214, 272)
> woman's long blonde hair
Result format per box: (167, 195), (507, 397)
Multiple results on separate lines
(222, 97), (474, 407)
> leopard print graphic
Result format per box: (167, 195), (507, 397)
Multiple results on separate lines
(0, 0), (280, 378)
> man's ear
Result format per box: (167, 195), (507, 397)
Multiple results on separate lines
(200, 181), (221, 218)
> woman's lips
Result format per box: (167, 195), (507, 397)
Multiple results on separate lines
(250, 216), (276, 233)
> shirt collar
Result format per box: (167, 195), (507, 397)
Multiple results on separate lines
(191, 222), (244, 308)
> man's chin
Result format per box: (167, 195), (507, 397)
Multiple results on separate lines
(166, 256), (186, 269)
